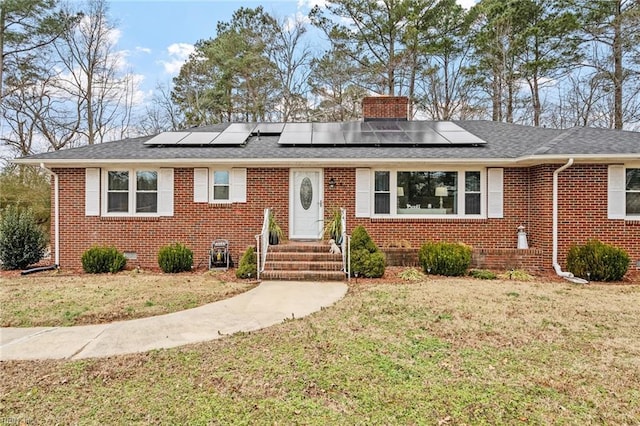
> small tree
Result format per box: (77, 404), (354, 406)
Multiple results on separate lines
(349, 225), (385, 278)
(236, 246), (257, 279)
(0, 206), (47, 270)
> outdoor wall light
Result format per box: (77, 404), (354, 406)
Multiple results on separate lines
(328, 177), (337, 189)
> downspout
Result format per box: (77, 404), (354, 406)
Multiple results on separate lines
(552, 158), (582, 281)
(40, 163), (60, 266)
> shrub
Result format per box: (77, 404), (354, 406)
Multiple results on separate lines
(158, 243), (193, 273)
(351, 249), (386, 278)
(566, 239), (629, 282)
(81, 246), (127, 274)
(349, 226), (385, 278)
(470, 269), (497, 280)
(350, 225), (378, 253)
(0, 206), (47, 270)
(418, 241), (472, 276)
(398, 267), (424, 281)
(236, 246), (257, 279)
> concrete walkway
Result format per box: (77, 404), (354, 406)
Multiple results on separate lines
(0, 281), (348, 361)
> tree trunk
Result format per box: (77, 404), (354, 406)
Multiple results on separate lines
(613, 0), (623, 129)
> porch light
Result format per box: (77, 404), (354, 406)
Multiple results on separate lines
(328, 177), (336, 189)
(435, 185), (448, 208)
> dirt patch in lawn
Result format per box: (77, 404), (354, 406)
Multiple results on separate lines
(0, 268), (256, 327)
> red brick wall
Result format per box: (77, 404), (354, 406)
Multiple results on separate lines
(362, 96), (409, 120)
(54, 167), (290, 270)
(52, 165), (639, 272)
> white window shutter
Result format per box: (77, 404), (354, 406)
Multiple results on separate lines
(487, 168), (504, 219)
(193, 168), (209, 202)
(355, 168), (371, 218)
(158, 168), (174, 216)
(608, 165), (625, 219)
(231, 168), (247, 203)
(85, 168), (100, 216)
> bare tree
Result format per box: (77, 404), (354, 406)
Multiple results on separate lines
(266, 16), (312, 122)
(53, 0), (137, 144)
(139, 82), (184, 134)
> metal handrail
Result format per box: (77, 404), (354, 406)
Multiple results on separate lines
(340, 207), (350, 282)
(255, 208), (270, 280)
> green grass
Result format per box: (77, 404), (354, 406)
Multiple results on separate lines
(2, 278), (640, 424)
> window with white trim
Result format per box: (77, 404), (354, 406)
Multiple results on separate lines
(107, 171), (130, 213)
(368, 168), (486, 217)
(627, 168), (640, 216)
(374, 171), (390, 214)
(135, 171), (158, 213)
(212, 170), (230, 202)
(104, 169), (159, 215)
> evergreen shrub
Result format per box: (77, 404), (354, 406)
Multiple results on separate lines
(349, 225), (385, 278)
(418, 241), (472, 276)
(158, 243), (193, 273)
(81, 246), (127, 274)
(566, 239), (629, 282)
(0, 206), (47, 270)
(236, 246), (257, 279)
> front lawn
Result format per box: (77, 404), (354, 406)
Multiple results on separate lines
(2, 276), (639, 424)
(0, 270), (255, 327)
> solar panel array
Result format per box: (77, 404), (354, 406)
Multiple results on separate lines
(279, 121), (485, 146)
(144, 121), (485, 147)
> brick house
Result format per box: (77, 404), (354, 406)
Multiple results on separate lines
(14, 97), (640, 278)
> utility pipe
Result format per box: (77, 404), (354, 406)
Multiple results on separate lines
(40, 163), (60, 266)
(552, 158), (577, 279)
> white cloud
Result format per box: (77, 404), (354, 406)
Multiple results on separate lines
(136, 46), (152, 54)
(160, 43), (194, 75)
(456, 0), (478, 9)
(297, 0), (327, 9)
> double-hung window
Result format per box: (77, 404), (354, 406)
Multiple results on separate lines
(105, 169), (158, 215)
(627, 168), (640, 216)
(212, 170), (230, 202)
(107, 171), (130, 213)
(135, 171), (158, 213)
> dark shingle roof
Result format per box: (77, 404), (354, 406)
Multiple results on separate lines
(15, 121), (639, 165)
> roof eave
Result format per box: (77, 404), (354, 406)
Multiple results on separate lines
(12, 153), (640, 168)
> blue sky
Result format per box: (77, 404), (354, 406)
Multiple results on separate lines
(109, 1), (317, 96)
(107, 0), (477, 100)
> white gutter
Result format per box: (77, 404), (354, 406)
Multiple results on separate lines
(552, 158), (587, 283)
(40, 163), (60, 266)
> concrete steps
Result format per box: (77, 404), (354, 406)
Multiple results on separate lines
(261, 242), (346, 281)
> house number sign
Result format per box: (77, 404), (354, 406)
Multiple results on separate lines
(300, 177), (313, 210)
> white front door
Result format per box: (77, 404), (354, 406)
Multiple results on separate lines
(290, 169), (323, 239)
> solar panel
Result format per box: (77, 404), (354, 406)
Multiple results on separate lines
(375, 131), (413, 143)
(279, 122), (312, 145)
(433, 122), (464, 132)
(312, 131), (345, 145)
(144, 132), (190, 145)
(344, 131), (379, 144)
(368, 121), (401, 131)
(407, 131), (450, 145)
(313, 122), (343, 132)
(438, 131), (486, 144)
(210, 123), (256, 145)
(178, 132), (221, 145)
(254, 122), (285, 134)
(225, 123), (257, 133)
(340, 122), (367, 132)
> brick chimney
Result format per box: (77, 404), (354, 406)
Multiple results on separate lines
(362, 96), (409, 121)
